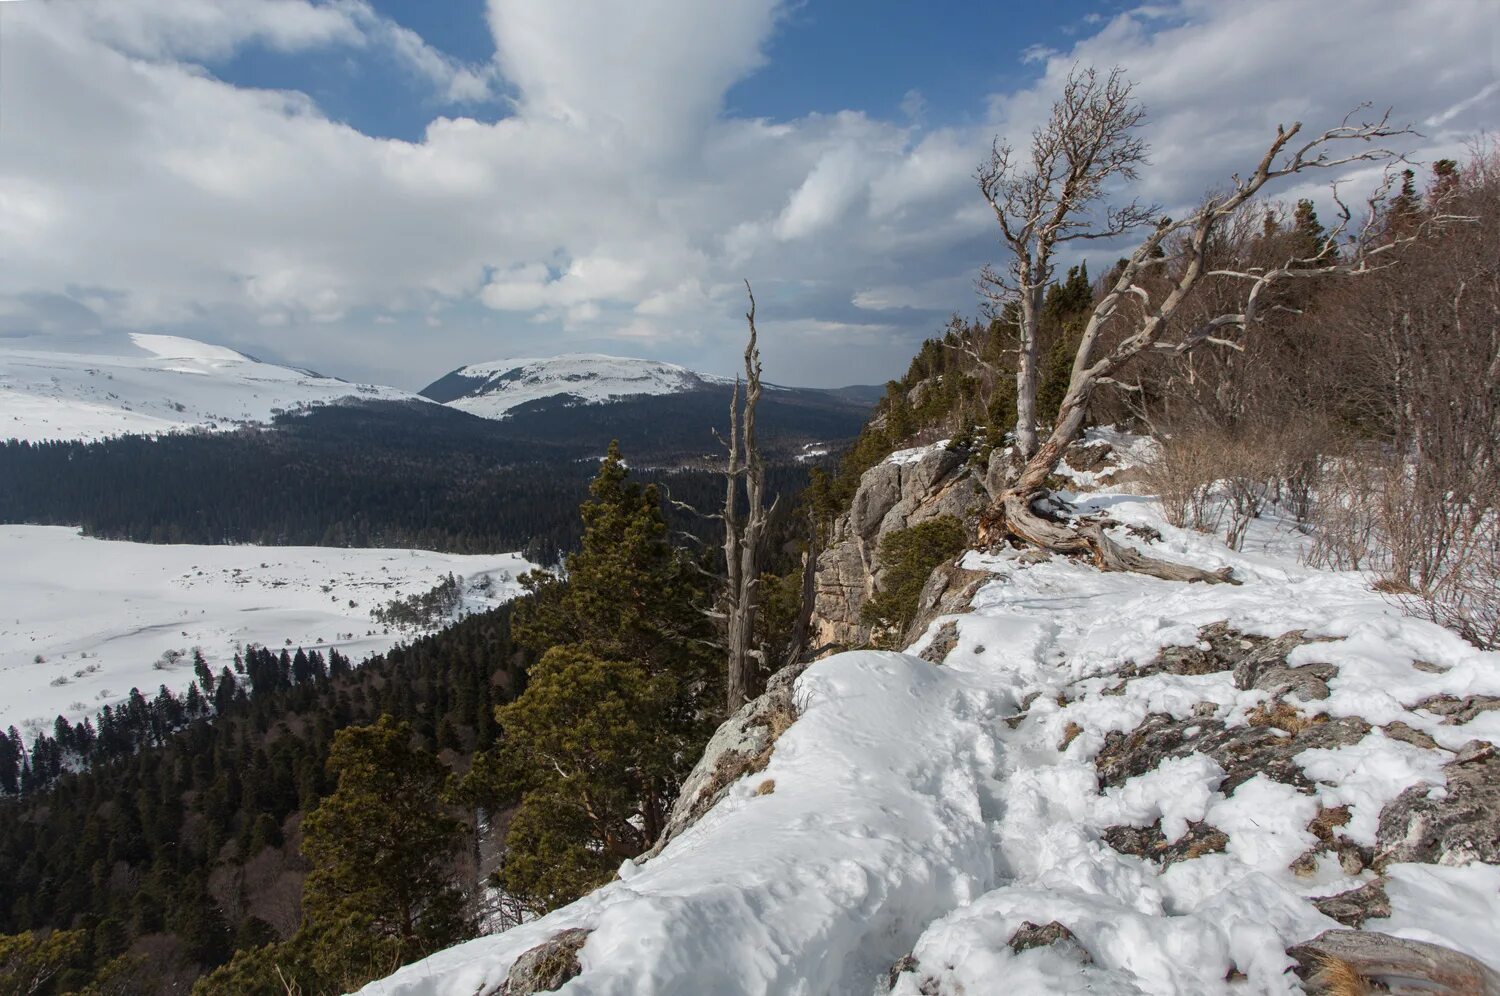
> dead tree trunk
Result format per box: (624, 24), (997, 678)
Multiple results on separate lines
(980, 95), (1412, 582)
(723, 284), (775, 711)
(978, 66), (1154, 460)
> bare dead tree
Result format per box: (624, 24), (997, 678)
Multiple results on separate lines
(978, 65), (1156, 460)
(983, 99), (1415, 583)
(723, 283), (776, 710)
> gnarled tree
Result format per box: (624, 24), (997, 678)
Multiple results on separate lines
(980, 72), (1414, 582)
(722, 283), (776, 710)
(977, 65), (1155, 461)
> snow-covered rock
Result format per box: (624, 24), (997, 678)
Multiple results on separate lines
(361, 483), (1500, 996)
(0, 332), (420, 443)
(420, 354), (725, 420)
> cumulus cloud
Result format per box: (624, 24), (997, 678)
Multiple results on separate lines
(0, 0), (1494, 386)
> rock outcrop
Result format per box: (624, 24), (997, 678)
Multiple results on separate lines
(640, 662), (804, 860)
(1375, 742), (1500, 869)
(498, 928), (591, 995)
(812, 444), (981, 649)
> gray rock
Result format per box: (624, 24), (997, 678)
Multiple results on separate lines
(1095, 711), (1370, 795)
(1416, 694), (1500, 726)
(1101, 820), (1229, 867)
(1311, 879), (1391, 927)
(917, 620), (960, 665)
(1062, 441), (1114, 473)
(1252, 663), (1336, 702)
(642, 663), (804, 860)
(903, 562), (990, 650)
(1375, 751), (1500, 869)
(1381, 721), (1439, 750)
(1007, 920), (1093, 964)
(1119, 623), (1318, 684)
(500, 928), (591, 995)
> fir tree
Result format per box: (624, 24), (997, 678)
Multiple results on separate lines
(470, 446), (716, 913)
(299, 716), (469, 979)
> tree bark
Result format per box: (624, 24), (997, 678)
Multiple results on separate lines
(725, 284), (771, 711)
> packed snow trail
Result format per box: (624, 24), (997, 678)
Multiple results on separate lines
(362, 494), (1500, 995)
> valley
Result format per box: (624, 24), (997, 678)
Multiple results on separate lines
(0, 525), (533, 734)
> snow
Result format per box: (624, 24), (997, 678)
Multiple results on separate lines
(362, 483), (1500, 996)
(435, 354), (723, 420)
(0, 525), (534, 735)
(884, 439), (951, 466)
(0, 332), (419, 443)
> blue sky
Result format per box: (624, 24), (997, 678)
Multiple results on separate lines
(1, 1), (1493, 388)
(209, 1), (1114, 142)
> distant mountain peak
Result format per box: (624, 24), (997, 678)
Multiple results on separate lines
(0, 332), (418, 443)
(420, 353), (725, 418)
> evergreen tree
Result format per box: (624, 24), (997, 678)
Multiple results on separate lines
(299, 716), (469, 979)
(470, 446), (716, 913)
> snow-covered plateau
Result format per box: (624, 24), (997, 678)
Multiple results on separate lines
(421, 354), (726, 420)
(0, 525), (534, 735)
(362, 476), (1500, 995)
(0, 332), (419, 443)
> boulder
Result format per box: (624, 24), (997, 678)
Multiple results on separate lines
(1007, 920), (1093, 963)
(1101, 820), (1229, 867)
(1311, 879), (1391, 928)
(499, 928), (591, 995)
(1375, 749), (1500, 869)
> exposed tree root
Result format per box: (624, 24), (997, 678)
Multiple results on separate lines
(983, 490), (1239, 585)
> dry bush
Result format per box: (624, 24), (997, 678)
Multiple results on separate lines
(1301, 152), (1500, 648)
(1138, 430), (1225, 532)
(1141, 425), (1321, 550)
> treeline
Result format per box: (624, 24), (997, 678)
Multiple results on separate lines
(0, 400), (822, 560)
(0, 605), (528, 992)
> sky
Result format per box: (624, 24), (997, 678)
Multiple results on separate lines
(0, 0), (1495, 389)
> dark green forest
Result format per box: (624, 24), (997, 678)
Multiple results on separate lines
(0, 604), (528, 992)
(0, 397), (845, 563)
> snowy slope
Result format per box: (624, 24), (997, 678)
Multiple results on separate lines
(0, 332), (419, 442)
(420, 354), (725, 420)
(361, 481), (1500, 995)
(0, 525), (535, 734)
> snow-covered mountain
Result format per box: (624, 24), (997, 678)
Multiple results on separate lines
(420, 353), (726, 419)
(0, 332), (420, 443)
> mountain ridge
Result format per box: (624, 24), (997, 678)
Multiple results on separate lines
(0, 332), (420, 443)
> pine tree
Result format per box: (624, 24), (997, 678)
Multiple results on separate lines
(470, 446), (716, 912)
(299, 716), (469, 982)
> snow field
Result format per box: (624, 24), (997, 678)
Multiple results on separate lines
(364, 487), (1500, 995)
(0, 525), (534, 734)
(0, 332), (419, 443)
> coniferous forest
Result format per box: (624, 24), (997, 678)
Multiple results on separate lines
(0, 437), (819, 994)
(0, 397), (842, 562)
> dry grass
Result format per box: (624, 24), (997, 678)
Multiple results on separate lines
(1308, 954), (1373, 995)
(754, 779), (776, 796)
(1308, 806), (1352, 843)
(1246, 701), (1324, 734)
(1059, 722), (1084, 750)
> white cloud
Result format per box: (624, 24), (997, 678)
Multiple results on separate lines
(0, 0), (1494, 388)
